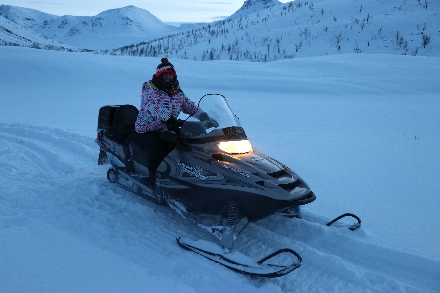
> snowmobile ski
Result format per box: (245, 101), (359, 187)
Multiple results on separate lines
(326, 213), (362, 231)
(277, 207), (361, 231)
(177, 237), (302, 278)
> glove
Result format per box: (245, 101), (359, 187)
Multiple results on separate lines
(165, 116), (180, 136)
(198, 112), (219, 128)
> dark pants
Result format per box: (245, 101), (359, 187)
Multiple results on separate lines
(130, 131), (175, 184)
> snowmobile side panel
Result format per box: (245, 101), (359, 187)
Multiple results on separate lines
(162, 182), (315, 221)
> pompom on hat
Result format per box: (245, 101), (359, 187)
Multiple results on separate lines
(155, 57), (176, 77)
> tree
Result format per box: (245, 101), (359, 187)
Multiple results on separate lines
(422, 34), (431, 48)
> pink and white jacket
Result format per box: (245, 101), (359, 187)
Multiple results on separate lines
(135, 81), (201, 133)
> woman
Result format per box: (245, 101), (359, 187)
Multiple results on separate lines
(133, 58), (216, 188)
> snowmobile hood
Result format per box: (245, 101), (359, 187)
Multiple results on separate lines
(171, 94), (313, 202)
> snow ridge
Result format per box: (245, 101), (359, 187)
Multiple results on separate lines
(109, 0), (439, 60)
(0, 15), (78, 51)
(0, 4), (177, 50)
(230, 0), (281, 19)
(1, 0), (439, 59)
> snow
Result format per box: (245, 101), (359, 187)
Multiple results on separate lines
(230, 0), (281, 19)
(0, 14), (77, 50)
(109, 0), (440, 60)
(0, 5), (177, 50)
(1, 46), (440, 292)
(3, 0), (439, 59)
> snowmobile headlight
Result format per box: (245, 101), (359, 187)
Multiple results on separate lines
(218, 140), (253, 154)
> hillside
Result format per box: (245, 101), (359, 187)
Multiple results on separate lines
(0, 15), (78, 51)
(230, 0), (282, 19)
(0, 5), (177, 50)
(0, 0), (439, 59)
(110, 0), (439, 60)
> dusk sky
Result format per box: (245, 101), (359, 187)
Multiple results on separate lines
(2, 0), (291, 23)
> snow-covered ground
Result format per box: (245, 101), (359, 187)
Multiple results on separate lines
(0, 47), (439, 292)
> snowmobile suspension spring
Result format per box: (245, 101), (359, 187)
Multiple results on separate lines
(226, 201), (240, 228)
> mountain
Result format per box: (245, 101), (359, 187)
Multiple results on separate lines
(0, 15), (78, 51)
(0, 5), (177, 50)
(1, 0), (439, 60)
(230, 0), (281, 19)
(110, 0), (439, 60)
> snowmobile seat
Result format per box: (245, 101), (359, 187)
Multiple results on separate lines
(97, 104), (138, 172)
(112, 105), (139, 137)
(101, 105), (138, 142)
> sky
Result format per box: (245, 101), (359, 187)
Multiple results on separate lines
(1, 0), (291, 23)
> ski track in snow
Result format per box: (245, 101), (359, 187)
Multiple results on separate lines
(242, 219), (439, 293)
(1, 123), (439, 293)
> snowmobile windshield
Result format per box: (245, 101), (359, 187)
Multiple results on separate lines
(178, 94), (249, 146)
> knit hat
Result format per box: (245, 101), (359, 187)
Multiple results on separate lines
(155, 57), (176, 77)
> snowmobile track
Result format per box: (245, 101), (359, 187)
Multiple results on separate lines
(246, 217), (439, 293)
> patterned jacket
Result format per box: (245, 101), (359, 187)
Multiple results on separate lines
(135, 81), (201, 133)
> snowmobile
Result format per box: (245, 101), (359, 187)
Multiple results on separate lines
(95, 94), (361, 278)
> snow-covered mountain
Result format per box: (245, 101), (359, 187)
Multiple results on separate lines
(111, 0), (439, 60)
(1, 0), (439, 59)
(0, 5), (177, 50)
(230, 0), (281, 19)
(0, 15), (78, 51)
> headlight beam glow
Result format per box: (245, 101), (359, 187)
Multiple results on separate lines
(218, 140), (253, 154)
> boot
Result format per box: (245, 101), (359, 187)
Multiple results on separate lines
(144, 175), (156, 189)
